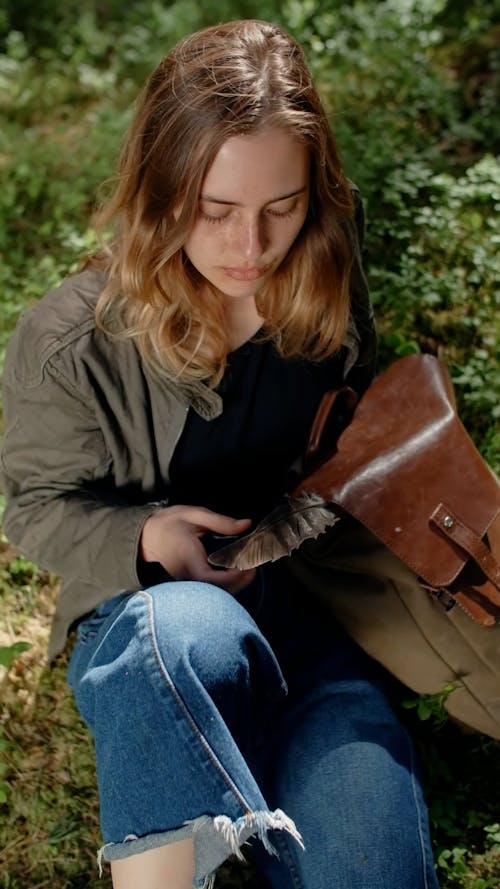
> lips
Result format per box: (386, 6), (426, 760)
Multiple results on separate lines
(222, 266), (268, 281)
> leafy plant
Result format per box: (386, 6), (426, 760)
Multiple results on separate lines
(0, 641), (31, 670)
(0, 3), (499, 887)
(402, 684), (458, 728)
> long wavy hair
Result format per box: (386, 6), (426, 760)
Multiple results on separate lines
(92, 19), (356, 387)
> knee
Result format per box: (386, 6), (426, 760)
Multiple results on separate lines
(143, 581), (279, 697)
(74, 582), (285, 729)
(146, 579), (253, 653)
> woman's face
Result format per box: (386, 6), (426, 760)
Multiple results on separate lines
(183, 128), (310, 300)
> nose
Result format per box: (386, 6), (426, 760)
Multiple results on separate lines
(235, 214), (267, 261)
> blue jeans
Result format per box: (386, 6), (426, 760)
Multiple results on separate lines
(67, 563), (439, 889)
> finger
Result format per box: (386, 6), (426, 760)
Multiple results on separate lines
(171, 539), (233, 582)
(204, 566), (254, 586)
(180, 554), (255, 592)
(163, 538), (255, 588)
(181, 559), (246, 587)
(223, 567), (257, 595)
(178, 506), (253, 536)
(197, 568), (256, 596)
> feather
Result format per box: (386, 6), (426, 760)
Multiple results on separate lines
(208, 492), (339, 570)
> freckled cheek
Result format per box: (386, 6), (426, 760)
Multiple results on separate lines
(213, 231), (237, 261)
(185, 229), (227, 266)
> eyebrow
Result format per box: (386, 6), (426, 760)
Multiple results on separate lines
(200, 187), (308, 206)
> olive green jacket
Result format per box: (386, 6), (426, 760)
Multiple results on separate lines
(1, 203), (375, 659)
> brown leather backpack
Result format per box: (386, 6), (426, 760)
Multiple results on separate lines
(212, 355), (500, 737)
(295, 353), (500, 627)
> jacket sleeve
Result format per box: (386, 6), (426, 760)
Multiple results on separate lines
(0, 326), (156, 592)
(344, 187), (378, 395)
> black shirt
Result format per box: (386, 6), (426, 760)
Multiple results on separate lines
(168, 339), (347, 522)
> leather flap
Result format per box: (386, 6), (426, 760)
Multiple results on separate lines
(295, 354), (500, 587)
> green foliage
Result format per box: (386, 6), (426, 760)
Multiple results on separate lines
(0, 2), (499, 886)
(484, 823), (500, 849)
(366, 155), (500, 465)
(3, 0), (495, 458)
(0, 641), (31, 670)
(287, 0), (459, 185)
(278, 0), (499, 465)
(1, 553), (43, 592)
(402, 683), (458, 728)
(433, 0), (500, 154)
(289, 1), (499, 469)
(402, 710), (500, 889)
(0, 545), (53, 617)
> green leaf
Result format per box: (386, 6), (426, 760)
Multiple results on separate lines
(0, 642), (31, 669)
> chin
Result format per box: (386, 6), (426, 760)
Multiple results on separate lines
(220, 285), (262, 300)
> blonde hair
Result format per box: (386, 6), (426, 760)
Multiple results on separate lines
(92, 19), (356, 387)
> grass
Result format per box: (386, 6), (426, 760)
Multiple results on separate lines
(0, 3), (499, 885)
(0, 538), (262, 888)
(1, 534), (499, 888)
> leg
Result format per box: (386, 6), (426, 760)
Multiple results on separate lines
(68, 581), (300, 888)
(253, 674), (438, 889)
(248, 565), (439, 889)
(110, 839), (195, 889)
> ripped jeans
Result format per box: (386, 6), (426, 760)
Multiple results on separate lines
(67, 563), (439, 889)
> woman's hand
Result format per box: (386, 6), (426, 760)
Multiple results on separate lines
(140, 504), (256, 594)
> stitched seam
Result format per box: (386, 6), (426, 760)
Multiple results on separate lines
(13, 319), (97, 387)
(270, 830), (304, 889)
(406, 729), (432, 889)
(140, 590), (253, 815)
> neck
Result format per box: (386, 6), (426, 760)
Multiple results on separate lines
(224, 295), (263, 351)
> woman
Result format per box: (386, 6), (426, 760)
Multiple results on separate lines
(1, 19), (439, 889)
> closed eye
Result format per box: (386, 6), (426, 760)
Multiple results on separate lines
(267, 205), (297, 219)
(198, 194), (303, 224)
(199, 209), (230, 225)
(199, 207), (295, 225)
